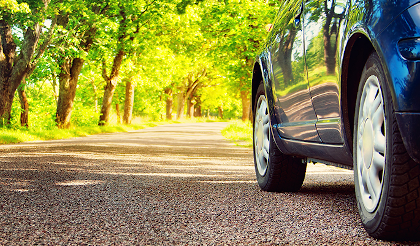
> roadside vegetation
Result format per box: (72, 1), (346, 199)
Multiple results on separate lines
(221, 120), (252, 147)
(0, 0), (280, 134)
(0, 117), (223, 145)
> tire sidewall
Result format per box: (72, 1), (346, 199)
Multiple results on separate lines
(353, 52), (393, 234)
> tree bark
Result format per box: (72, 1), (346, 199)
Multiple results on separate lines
(241, 90), (251, 122)
(194, 98), (202, 117)
(99, 78), (117, 125)
(194, 105), (202, 117)
(187, 98), (194, 118)
(116, 103), (122, 124)
(176, 92), (186, 119)
(99, 49), (125, 126)
(56, 58), (84, 128)
(18, 81), (29, 128)
(123, 79), (135, 124)
(218, 106), (223, 119)
(164, 87), (173, 120)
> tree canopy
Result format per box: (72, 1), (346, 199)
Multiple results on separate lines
(0, 0), (280, 128)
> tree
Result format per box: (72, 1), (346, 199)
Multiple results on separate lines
(98, 0), (170, 125)
(199, 0), (279, 121)
(0, 0), (55, 126)
(53, 1), (109, 128)
(176, 66), (207, 119)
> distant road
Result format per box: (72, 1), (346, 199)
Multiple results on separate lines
(0, 122), (415, 244)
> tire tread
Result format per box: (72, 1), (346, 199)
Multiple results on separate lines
(375, 103), (420, 240)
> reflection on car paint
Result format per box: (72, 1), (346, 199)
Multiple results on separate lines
(268, 0), (320, 142)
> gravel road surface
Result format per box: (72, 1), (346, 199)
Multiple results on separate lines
(0, 122), (418, 245)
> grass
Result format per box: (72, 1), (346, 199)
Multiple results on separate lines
(0, 116), (250, 146)
(0, 117), (226, 145)
(0, 123), (159, 145)
(221, 120), (253, 147)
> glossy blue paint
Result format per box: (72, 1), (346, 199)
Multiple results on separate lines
(253, 0), (420, 166)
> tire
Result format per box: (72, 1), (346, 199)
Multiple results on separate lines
(354, 52), (420, 240)
(253, 81), (307, 192)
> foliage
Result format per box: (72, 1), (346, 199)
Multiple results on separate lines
(221, 120), (252, 147)
(1, 0), (279, 131)
(0, 123), (153, 144)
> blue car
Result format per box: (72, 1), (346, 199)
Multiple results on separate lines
(252, 0), (420, 240)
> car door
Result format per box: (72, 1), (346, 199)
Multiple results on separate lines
(302, 0), (348, 144)
(269, 0), (321, 142)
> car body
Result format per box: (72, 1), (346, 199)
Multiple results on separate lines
(252, 0), (420, 240)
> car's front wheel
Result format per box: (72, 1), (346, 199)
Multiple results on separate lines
(354, 52), (420, 240)
(253, 82), (306, 192)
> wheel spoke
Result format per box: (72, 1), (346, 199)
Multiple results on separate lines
(262, 148), (269, 160)
(369, 162), (382, 196)
(374, 131), (386, 154)
(263, 121), (270, 132)
(258, 104), (265, 117)
(362, 95), (369, 119)
(258, 155), (266, 168)
(372, 152), (385, 172)
(264, 138), (270, 152)
(372, 103), (384, 131)
(371, 89), (382, 114)
(364, 168), (378, 202)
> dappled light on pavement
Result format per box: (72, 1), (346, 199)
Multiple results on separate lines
(0, 123), (410, 245)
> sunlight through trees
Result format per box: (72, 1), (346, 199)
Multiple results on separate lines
(0, 0), (280, 129)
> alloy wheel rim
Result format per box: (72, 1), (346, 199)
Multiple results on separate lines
(356, 75), (386, 213)
(254, 95), (270, 177)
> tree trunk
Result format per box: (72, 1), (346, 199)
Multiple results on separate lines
(99, 78), (118, 125)
(194, 98), (202, 117)
(0, 1), (53, 126)
(116, 103), (121, 124)
(241, 90), (251, 122)
(123, 79), (135, 124)
(56, 58), (84, 128)
(176, 92), (186, 119)
(55, 9), (98, 127)
(176, 69), (206, 120)
(99, 49), (125, 126)
(187, 98), (194, 118)
(18, 82), (29, 128)
(164, 87), (173, 120)
(218, 106), (223, 119)
(0, 21), (42, 126)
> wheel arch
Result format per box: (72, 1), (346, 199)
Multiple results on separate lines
(252, 60), (264, 114)
(341, 33), (374, 152)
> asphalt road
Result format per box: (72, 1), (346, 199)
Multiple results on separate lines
(0, 122), (418, 245)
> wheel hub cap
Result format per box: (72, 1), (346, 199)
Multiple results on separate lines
(362, 119), (374, 169)
(356, 75), (386, 213)
(254, 95), (270, 177)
